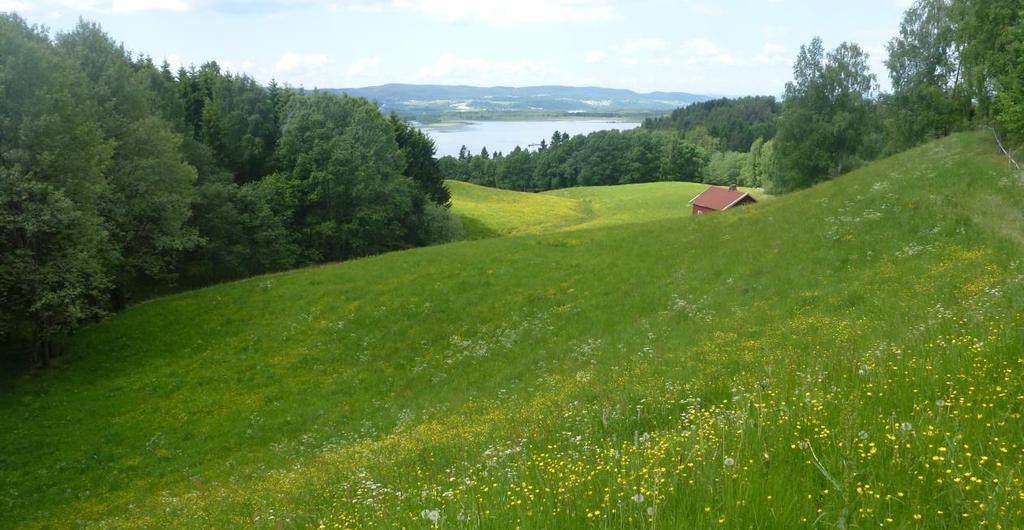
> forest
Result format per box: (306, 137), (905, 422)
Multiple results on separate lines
(0, 15), (457, 364)
(440, 0), (1023, 195)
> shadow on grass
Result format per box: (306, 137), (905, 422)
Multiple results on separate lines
(457, 215), (501, 240)
(0, 335), (34, 382)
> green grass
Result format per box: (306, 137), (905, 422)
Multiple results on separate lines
(2, 132), (1024, 528)
(448, 179), (759, 238)
(547, 182), (761, 232)
(446, 180), (586, 238)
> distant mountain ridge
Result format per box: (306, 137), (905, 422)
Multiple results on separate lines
(326, 84), (710, 114)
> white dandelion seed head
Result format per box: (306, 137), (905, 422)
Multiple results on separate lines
(935, 399), (946, 407)
(798, 440), (810, 450)
(421, 509), (440, 523)
(724, 457), (736, 467)
(632, 493), (644, 503)
(647, 506), (656, 516)
(858, 430), (869, 440)
(901, 422), (913, 432)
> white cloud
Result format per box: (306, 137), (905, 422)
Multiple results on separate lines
(275, 51), (329, 74)
(269, 52), (335, 86)
(687, 2), (725, 16)
(753, 42), (787, 65)
(861, 43), (887, 60)
(619, 37), (667, 55)
(679, 38), (739, 65)
(164, 52), (183, 70)
(221, 58), (257, 73)
(0, 0), (35, 12)
(587, 37), (669, 67)
(87, 0), (616, 19)
(3, 0), (364, 15)
(344, 56), (380, 76)
(416, 52), (556, 85)
(6, 0), (195, 13)
(332, 1), (387, 12)
(110, 0), (190, 12)
(391, 0), (613, 25)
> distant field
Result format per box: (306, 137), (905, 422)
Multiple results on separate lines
(2, 133), (1023, 528)
(549, 182), (762, 232)
(449, 180), (760, 237)
(445, 180), (587, 238)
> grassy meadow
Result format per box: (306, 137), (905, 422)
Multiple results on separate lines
(1, 133), (1023, 528)
(445, 180), (586, 238)
(447, 180), (758, 238)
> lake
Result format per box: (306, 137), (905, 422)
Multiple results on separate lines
(420, 119), (641, 158)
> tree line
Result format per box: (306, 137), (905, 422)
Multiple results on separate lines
(0, 15), (457, 365)
(440, 129), (711, 191)
(438, 100), (785, 193)
(643, 96), (781, 152)
(440, 0), (1024, 194)
(774, 0), (1022, 191)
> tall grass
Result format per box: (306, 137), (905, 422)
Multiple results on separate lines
(1, 133), (1022, 528)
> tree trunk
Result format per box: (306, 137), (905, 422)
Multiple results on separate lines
(111, 283), (128, 311)
(836, 150), (845, 176)
(32, 325), (50, 368)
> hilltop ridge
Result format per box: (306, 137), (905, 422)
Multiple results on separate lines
(328, 84), (710, 114)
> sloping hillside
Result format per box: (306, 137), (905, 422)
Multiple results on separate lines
(2, 133), (1023, 528)
(446, 180), (588, 238)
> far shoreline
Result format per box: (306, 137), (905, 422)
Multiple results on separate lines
(407, 110), (662, 126)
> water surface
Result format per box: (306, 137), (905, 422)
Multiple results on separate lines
(421, 119), (641, 158)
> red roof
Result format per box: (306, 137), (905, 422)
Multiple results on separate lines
(689, 186), (756, 211)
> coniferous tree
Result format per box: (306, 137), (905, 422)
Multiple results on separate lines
(389, 113), (451, 206)
(550, 130), (563, 148)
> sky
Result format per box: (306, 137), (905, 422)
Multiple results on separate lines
(2, 0), (912, 96)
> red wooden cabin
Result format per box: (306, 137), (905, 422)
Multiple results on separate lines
(689, 185), (757, 215)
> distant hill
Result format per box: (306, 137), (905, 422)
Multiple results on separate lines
(325, 84), (710, 114)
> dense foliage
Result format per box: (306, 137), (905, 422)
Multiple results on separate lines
(773, 0), (1024, 190)
(771, 39), (878, 192)
(883, 0), (971, 152)
(438, 128), (777, 193)
(954, 0), (1024, 143)
(0, 15), (455, 364)
(642, 96), (781, 152)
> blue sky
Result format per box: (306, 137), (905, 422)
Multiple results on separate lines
(3, 0), (911, 95)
